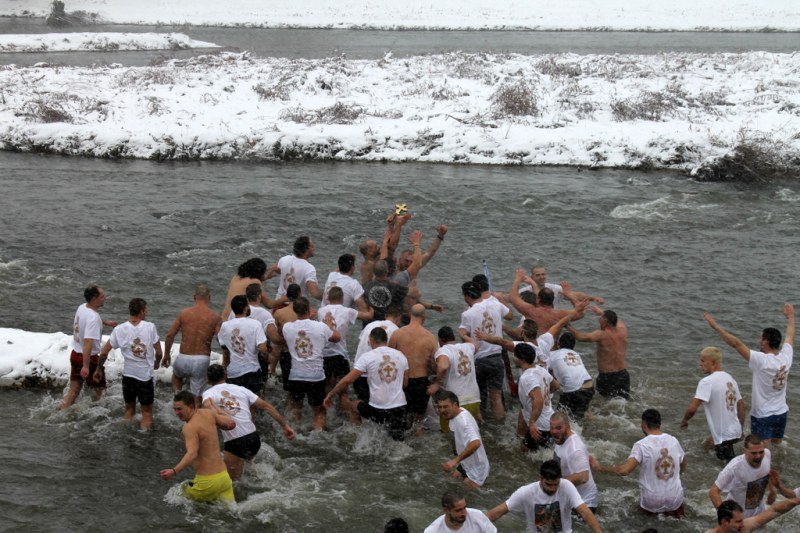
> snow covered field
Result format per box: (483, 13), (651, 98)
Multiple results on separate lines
(3, 0), (799, 31)
(0, 32), (218, 52)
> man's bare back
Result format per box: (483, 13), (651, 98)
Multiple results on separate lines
(595, 324), (628, 373)
(166, 304), (220, 356)
(525, 307), (571, 336)
(389, 322), (438, 378)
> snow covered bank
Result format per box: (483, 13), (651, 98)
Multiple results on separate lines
(1, 51), (798, 176)
(3, 0), (800, 31)
(0, 327), (212, 388)
(0, 32), (219, 53)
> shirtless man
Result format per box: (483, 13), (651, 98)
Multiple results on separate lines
(704, 498), (800, 533)
(221, 257), (281, 319)
(358, 239), (380, 284)
(163, 283), (222, 398)
(160, 390), (237, 504)
(508, 269), (572, 335)
(568, 306), (630, 400)
(389, 303), (439, 428)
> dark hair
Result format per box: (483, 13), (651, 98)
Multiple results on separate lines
(514, 342), (536, 365)
(520, 291), (537, 305)
(384, 518), (409, 533)
(338, 253), (355, 273)
(369, 327), (388, 344)
(717, 500), (743, 524)
(762, 327), (782, 350)
(174, 390), (196, 406)
(744, 434), (764, 449)
(540, 459), (562, 480)
(538, 287), (555, 306)
(286, 283), (301, 300)
(521, 319), (538, 340)
(237, 257), (267, 279)
(292, 297), (310, 317)
(207, 363), (225, 383)
(433, 389), (459, 405)
(231, 295), (248, 315)
(438, 326), (456, 342)
(83, 285), (101, 303)
(245, 283), (262, 303)
(461, 281), (481, 300)
(641, 408), (661, 429)
(441, 490), (465, 509)
(558, 331), (576, 349)
(128, 298), (147, 316)
(293, 236), (311, 257)
(602, 310), (618, 326)
(471, 274), (489, 292)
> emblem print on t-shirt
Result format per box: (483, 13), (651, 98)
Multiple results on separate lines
(284, 267), (296, 289)
(379, 354), (398, 383)
(131, 337), (146, 359)
(457, 351), (471, 376)
(230, 328), (245, 355)
(325, 312), (338, 332)
(367, 284), (392, 309)
(565, 352), (580, 366)
(542, 376), (552, 407)
(772, 365), (788, 391)
(745, 475), (769, 509)
(295, 331), (313, 359)
(218, 390), (241, 414)
(655, 448), (676, 480)
(533, 501), (563, 532)
(726, 382), (737, 411)
(481, 312), (496, 335)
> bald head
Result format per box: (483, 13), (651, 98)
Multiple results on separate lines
(411, 304), (426, 320)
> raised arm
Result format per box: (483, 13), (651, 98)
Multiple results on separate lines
(419, 224), (447, 268)
(745, 496), (800, 530)
(704, 312), (751, 361)
(784, 304), (795, 346)
(405, 230), (424, 280)
(508, 269), (537, 317)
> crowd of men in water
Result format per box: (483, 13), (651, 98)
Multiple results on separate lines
(61, 209), (798, 532)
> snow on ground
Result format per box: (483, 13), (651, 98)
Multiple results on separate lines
(2, 0), (799, 31)
(0, 327), (217, 387)
(0, 50), (797, 172)
(0, 32), (219, 52)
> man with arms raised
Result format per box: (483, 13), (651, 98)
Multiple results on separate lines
(424, 490), (496, 533)
(521, 265), (603, 308)
(508, 268), (572, 336)
(680, 346), (745, 462)
(428, 326), (481, 432)
(218, 295), (268, 395)
(568, 306), (630, 400)
(274, 236), (323, 301)
(434, 390), (490, 490)
(160, 390), (237, 503)
(163, 283), (221, 398)
(550, 412), (598, 512)
(704, 304), (794, 446)
(486, 459), (602, 533)
(704, 498), (800, 533)
(95, 298), (162, 430)
(202, 364), (295, 481)
(590, 408), (687, 518)
(61, 284), (117, 409)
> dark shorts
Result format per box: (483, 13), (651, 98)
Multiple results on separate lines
(751, 412), (788, 440)
(323, 355), (351, 381)
(558, 386), (595, 419)
(522, 430), (552, 452)
(69, 350), (106, 388)
(224, 431), (261, 460)
(228, 369), (265, 395)
(122, 375), (155, 406)
(596, 369), (630, 399)
(714, 438), (740, 463)
(279, 350), (292, 390)
(404, 376), (430, 415)
(353, 376), (370, 403)
(287, 379), (326, 407)
(357, 402), (406, 441)
(475, 354), (504, 392)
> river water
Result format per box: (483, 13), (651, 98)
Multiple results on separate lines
(1, 151), (799, 531)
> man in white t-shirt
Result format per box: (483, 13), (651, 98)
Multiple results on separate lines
(61, 284), (117, 409)
(705, 498), (800, 533)
(428, 326), (481, 433)
(282, 297), (340, 431)
(486, 459), (602, 533)
(324, 327), (408, 440)
(353, 307), (402, 403)
(514, 343), (558, 452)
(321, 253), (368, 309)
(274, 235), (323, 300)
(549, 332), (595, 419)
(96, 298), (162, 430)
(705, 305), (794, 446)
(434, 390), (490, 490)
(680, 346), (745, 462)
(709, 435), (776, 518)
(520, 265), (604, 308)
(218, 295), (268, 395)
(590, 408), (687, 517)
(550, 412), (598, 511)
(202, 364), (295, 480)
(424, 490), (496, 533)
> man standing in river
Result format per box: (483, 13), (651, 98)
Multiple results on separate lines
(568, 306), (630, 400)
(163, 283), (222, 398)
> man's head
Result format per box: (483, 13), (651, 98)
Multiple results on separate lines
(549, 412), (572, 445)
(641, 409), (661, 433)
(743, 434), (766, 468)
(194, 283), (211, 302)
(293, 236), (314, 258)
(383, 517), (408, 533)
(237, 257), (267, 280)
(398, 249), (414, 271)
(531, 266), (547, 286)
(327, 286), (344, 304)
(437, 326), (456, 346)
(373, 259), (389, 280)
(513, 342), (536, 367)
(245, 282), (262, 304)
(538, 287), (555, 307)
(433, 389), (461, 420)
(410, 303), (426, 322)
(716, 500), (744, 531)
(128, 297), (147, 318)
(292, 297), (311, 318)
(337, 253), (356, 275)
(521, 319), (538, 341)
(600, 310), (618, 328)
(440, 491), (468, 526)
(286, 283), (302, 301)
(539, 459), (562, 495)
(83, 285), (105, 307)
(700, 346), (722, 374)
(173, 390), (197, 421)
(761, 327), (782, 350)
(207, 363), (226, 385)
(360, 240), (379, 260)
(472, 274), (489, 293)
(557, 331), (576, 350)
(230, 294), (249, 316)
(461, 281), (481, 303)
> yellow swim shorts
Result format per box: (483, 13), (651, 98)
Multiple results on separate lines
(182, 470), (235, 503)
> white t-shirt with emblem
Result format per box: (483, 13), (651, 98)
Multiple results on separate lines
(554, 432), (598, 508)
(548, 348), (592, 393)
(355, 320), (399, 364)
(459, 299), (510, 359)
(282, 318), (333, 382)
(518, 366), (554, 431)
(321, 271), (364, 308)
(694, 370), (743, 445)
(450, 408), (489, 486)
(275, 254), (318, 299)
(629, 433), (685, 513)
(505, 478), (584, 533)
(218, 317), (266, 378)
(202, 383), (258, 441)
(71, 303), (102, 355)
(748, 344), (792, 418)
(513, 333), (554, 369)
(228, 305), (276, 337)
(423, 508), (496, 533)
(108, 320), (159, 381)
(436, 342), (480, 406)
(317, 304), (358, 358)
(354, 346), (407, 409)
(714, 448), (771, 518)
